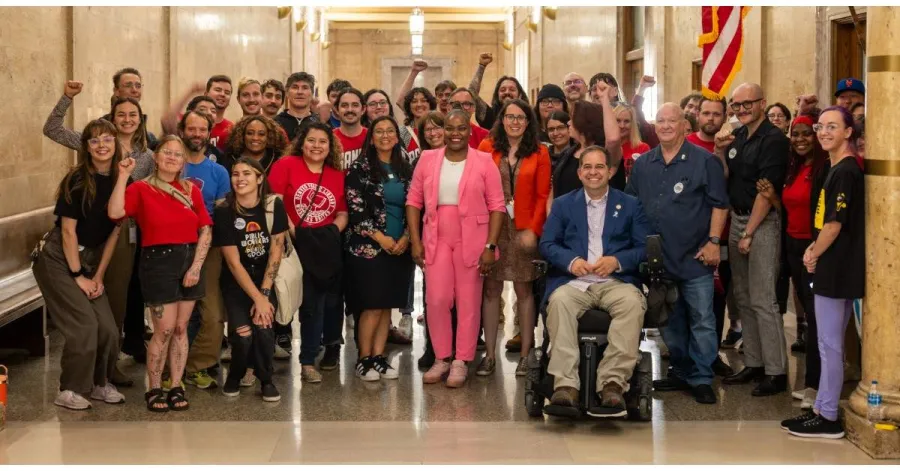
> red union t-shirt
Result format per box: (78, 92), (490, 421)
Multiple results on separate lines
(686, 132), (715, 153)
(470, 124), (490, 149)
(334, 127), (368, 170)
(268, 155), (347, 228)
(124, 180), (212, 247)
(210, 119), (234, 152)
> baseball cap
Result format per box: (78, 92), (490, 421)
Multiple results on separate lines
(835, 78), (865, 97)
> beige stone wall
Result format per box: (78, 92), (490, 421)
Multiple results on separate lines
(0, 6), (315, 278)
(539, 7), (619, 94)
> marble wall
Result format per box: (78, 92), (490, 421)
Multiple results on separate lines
(0, 6), (313, 278)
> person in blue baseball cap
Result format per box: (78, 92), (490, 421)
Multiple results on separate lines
(834, 78), (865, 111)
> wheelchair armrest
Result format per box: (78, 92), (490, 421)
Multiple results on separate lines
(532, 259), (549, 277)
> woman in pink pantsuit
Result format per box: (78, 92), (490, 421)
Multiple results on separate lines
(406, 110), (506, 388)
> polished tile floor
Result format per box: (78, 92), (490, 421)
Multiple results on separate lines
(0, 280), (891, 464)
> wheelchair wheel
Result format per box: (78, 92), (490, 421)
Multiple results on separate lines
(628, 395), (652, 422)
(524, 390), (545, 417)
(524, 348), (546, 417)
(627, 352), (653, 421)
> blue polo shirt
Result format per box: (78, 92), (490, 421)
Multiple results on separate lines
(625, 140), (729, 281)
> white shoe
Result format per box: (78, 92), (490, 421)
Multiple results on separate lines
(55, 390), (92, 410)
(240, 369), (256, 387)
(372, 355), (399, 380)
(355, 358), (381, 382)
(274, 344), (291, 360)
(398, 316), (413, 341)
(801, 388), (817, 410)
(791, 389), (806, 401)
(221, 346), (232, 362)
(90, 383), (126, 404)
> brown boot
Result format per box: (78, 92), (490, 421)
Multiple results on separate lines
(599, 383), (626, 410)
(550, 386), (579, 407)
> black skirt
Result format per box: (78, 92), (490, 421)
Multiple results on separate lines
(344, 249), (414, 313)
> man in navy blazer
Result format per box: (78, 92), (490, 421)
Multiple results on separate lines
(539, 146), (651, 418)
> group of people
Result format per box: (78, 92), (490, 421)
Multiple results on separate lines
(32, 53), (866, 439)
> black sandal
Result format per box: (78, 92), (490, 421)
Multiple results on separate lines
(167, 386), (190, 412)
(145, 388), (169, 413)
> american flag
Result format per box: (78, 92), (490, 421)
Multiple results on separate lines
(698, 6), (751, 100)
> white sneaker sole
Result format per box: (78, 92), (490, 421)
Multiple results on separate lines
(263, 394), (281, 402)
(791, 390), (805, 400)
(54, 399), (91, 410)
(91, 395), (125, 405)
(586, 409), (628, 419)
(788, 430), (845, 439)
(222, 389), (240, 398)
(357, 373), (381, 382)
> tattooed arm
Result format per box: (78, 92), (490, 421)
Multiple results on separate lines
(468, 53), (493, 95)
(261, 232), (285, 293)
(183, 225), (211, 288)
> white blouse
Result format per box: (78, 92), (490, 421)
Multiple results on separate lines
(438, 157), (466, 205)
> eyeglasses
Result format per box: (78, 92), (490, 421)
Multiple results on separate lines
(547, 124), (568, 134)
(424, 127), (443, 136)
(503, 114), (528, 123)
(730, 98), (764, 111)
(121, 82), (142, 90)
(367, 100), (389, 108)
(160, 149), (185, 159)
(813, 123), (842, 133)
(540, 98), (563, 107)
(88, 136), (116, 146)
(373, 129), (397, 137)
(563, 79), (584, 87)
(450, 101), (475, 110)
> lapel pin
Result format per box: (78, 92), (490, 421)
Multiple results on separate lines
(615, 204), (621, 210)
(613, 211), (619, 218)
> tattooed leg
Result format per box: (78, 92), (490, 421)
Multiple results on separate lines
(168, 300), (197, 407)
(147, 304), (176, 389)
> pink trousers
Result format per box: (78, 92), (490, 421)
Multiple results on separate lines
(425, 205), (484, 362)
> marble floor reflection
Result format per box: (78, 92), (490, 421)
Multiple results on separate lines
(0, 276), (891, 464)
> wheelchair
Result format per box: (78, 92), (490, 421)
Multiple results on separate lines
(523, 235), (669, 421)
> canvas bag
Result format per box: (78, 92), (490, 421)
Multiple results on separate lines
(264, 195), (303, 325)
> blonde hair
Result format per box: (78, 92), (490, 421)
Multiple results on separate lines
(145, 135), (192, 197)
(613, 104), (642, 148)
(237, 77), (261, 95)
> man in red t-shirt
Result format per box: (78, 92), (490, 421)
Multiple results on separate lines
(448, 87), (490, 148)
(686, 97), (727, 156)
(333, 88), (369, 170)
(206, 75), (234, 152)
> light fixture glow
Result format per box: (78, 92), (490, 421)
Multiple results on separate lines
(503, 8), (513, 50)
(527, 7), (540, 32)
(409, 7), (425, 35)
(411, 33), (423, 49)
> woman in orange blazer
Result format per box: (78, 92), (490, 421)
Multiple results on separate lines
(477, 99), (551, 377)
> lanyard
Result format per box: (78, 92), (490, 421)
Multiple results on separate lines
(504, 155), (522, 199)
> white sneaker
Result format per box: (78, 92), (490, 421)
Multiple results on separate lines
(274, 344), (291, 360)
(372, 355), (399, 380)
(791, 389), (805, 400)
(90, 383), (126, 404)
(355, 358), (381, 382)
(55, 390), (92, 410)
(240, 369), (257, 387)
(221, 346), (232, 362)
(801, 388), (817, 410)
(398, 315), (413, 340)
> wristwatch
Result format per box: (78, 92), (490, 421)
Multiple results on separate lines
(260, 288), (272, 297)
(68, 267), (85, 278)
(485, 243), (497, 251)
(708, 236), (721, 245)
(740, 231), (753, 240)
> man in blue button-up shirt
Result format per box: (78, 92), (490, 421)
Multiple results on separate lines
(626, 103), (729, 405)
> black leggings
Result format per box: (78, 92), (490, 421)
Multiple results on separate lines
(784, 234), (820, 388)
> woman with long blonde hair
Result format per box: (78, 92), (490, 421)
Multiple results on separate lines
(613, 104), (651, 181)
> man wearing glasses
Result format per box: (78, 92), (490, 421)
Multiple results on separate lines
(448, 87), (490, 148)
(563, 72), (588, 110)
(716, 83), (790, 397)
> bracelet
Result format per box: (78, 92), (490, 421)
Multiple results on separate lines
(260, 288), (272, 297)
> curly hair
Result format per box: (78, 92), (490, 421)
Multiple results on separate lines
(401, 87), (437, 126)
(289, 121), (343, 171)
(227, 115), (288, 156)
(488, 99), (540, 160)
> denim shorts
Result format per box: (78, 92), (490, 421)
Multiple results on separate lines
(139, 243), (205, 305)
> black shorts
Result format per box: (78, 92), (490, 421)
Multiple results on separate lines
(140, 243), (205, 305)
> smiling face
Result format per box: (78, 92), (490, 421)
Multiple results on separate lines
(181, 113), (210, 153)
(88, 132), (116, 166)
(577, 149), (613, 192)
(655, 104), (685, 146)
(790, 123), (815, 157)
(563, 73), (587, 101)
(615, 108), (633, 140)
(113, 102), (140, 136)
(539, 97), (563, 121)
(338, 92), (363, 126)
(244, 120), (268, 154)
(302, 128), (330, 164)
(207, 80), (233, 112)
(231, 162), (262, 198)
(423, 119), (445, 149)
(502, 104), (528, 140)
(155, 140), (186, 175)
(444, 114), (471, 152)
(546, 118), (569, 149)
(816, 110), (853, 153)
(498, 79), (520, 103)
(115, 73), (143, 101)
(238, 82), (262, 116)
(372, 119), (399, 153)
(365, 92), (390, 121)
(262, 85), (284, 117)
(410, 92), (431, 119)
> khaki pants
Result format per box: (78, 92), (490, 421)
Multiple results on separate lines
(185, 247), (225, 373)
(547, 280), (646, 392)
(104, 222), (136, 335)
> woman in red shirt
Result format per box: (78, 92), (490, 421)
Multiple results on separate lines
(109, 135), (213, 413)
(614, 104), (651, 181)
(478, 99), (551, 376)
(268, 122), (348, 383)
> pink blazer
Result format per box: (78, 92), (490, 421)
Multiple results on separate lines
(407, 147), (506, 268)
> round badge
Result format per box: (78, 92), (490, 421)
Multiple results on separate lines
(631, 153), (641, 161)
(674, 182), (684, 194)
(728, 148), (737, 159)
(234, 218), (246, 230)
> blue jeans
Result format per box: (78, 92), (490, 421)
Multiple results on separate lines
(300, 277), (342, 365)
(661, 274), (717, 386)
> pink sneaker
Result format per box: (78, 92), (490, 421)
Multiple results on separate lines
(423, 359), (451, 384)
(445, 360), (468, 388)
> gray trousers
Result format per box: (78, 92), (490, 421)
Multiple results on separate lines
(32, 228), (119, 395)
(729, 212), (787, 375)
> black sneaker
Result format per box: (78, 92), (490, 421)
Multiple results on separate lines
(691, 384), (717, 404)
(787, 414), (845, 439)
(222, 378), (240, 397)
(276, 334), (292, 354)
(780, 411), (816, 430)
(372, 355), (399, 380)
(418, 346), (436, 369)
(720, 329), (743, 349)
(476, 335), (486, 351)
(355, 357), (380, 381)
(319, 345), (340, 371)
(261, 382), (281, 402)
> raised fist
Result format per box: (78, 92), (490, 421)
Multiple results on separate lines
(639, 75), (657, 89)
(412, 59), (428, 72)
(64, 81), (84, 99)
(478, 53), (494, 67)
(119, 157), (136, 176)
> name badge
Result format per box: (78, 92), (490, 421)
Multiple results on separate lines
(506, 201), (515, 218)
(129, 224), (137, 244)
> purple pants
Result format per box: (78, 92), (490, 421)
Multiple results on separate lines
(814, 295), (854, 421)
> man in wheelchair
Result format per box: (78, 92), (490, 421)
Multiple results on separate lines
(538, 146), (652, 418)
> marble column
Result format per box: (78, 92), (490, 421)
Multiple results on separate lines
(842, 6), (900, 460)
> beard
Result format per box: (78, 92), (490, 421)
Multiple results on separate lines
(701, 123), (722, 136)
(185, 137), (207, 152)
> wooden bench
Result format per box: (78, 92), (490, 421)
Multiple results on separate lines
(0, 270), (48, 358)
